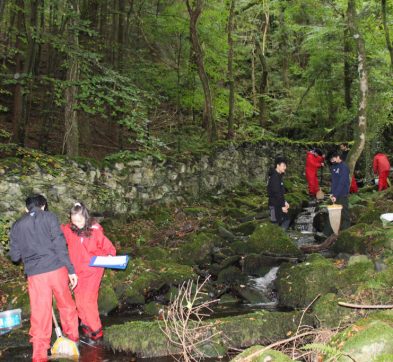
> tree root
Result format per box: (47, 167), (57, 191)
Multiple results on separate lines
(300, 233), (338, 253)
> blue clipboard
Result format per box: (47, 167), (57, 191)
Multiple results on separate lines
(89, 255), (130, 270)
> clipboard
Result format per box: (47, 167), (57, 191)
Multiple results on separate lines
(89, 255), (130, 270)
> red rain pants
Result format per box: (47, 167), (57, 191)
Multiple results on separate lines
(379, 170), (390, 191)
(306, 171), (319, 196)
(28, 267), (78, 362)
(350, 175), (358, 193)
(73, 267), (104, 334)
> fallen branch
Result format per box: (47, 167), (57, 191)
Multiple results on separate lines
(300, 234), (338, 253)
(292, 294), (321, 359)
(338, 302), (393, 309)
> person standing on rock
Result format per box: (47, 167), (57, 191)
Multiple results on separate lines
(9, 194), (79, 362)
(305, 148), (325, 198)
(373, 152), (391, 191)
(329, 151), (350, 231)
(267, 156), (290, 230)
(339, 142), (358, 193)
(61, 202), (116, 344)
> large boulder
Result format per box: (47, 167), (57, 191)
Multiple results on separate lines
(330, 311), (393, 362)
(231, 223), (302, 257)
(105, 310), (314, 358)
(276, 254), (339, 309)
(176, 232), (215, 266)
(334, 224), (387, 255)
(114, 257), (195, 305)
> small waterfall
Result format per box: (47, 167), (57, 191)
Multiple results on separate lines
(294, 204), (317, 234)
(250, 266), (279, 292)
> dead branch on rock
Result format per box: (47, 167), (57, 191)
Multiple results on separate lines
(338, 301), (393, 309)
(160, 276), (220, 362)
(300, 234), (338, 253)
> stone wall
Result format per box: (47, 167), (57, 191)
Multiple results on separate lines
(0, 141), (305, 222)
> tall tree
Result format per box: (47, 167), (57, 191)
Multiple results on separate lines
(381, 0), (393, 69)
(226, 0), (236, 139)
(185, 0), (217, 142)
(255, 0), (269, 128)
(346, 0), (368, 175)
(63, 0), (80, 156)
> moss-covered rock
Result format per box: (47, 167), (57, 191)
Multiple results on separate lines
(231, 220), (260, 235)
(313, 293), (355, 328)
(242, 254), (277, 276)
(217, 266), (248, 285)
(276, 254), (339, 308)
(105, 310), (313, 358)
(231, 346), (293, 362)
(337, 259), (375, 294)
(114, 257), (195, 305)
(330, 317), (393, 362)
(231, 223), (302, 257)
(98, 271), (119, 315)
(135, 246), (172, 261)
(334, 223), (387, 255)
(176, 232), (214, 266)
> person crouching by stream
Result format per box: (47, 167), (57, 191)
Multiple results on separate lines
(267, 156), (290, 230)
(61, 202), (116, 344)
(9, 194), (79, 362)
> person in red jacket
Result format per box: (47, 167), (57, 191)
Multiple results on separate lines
(373, 152), (391, 191)
(61, 202), (116, 343)
(305, 148), (325, 197)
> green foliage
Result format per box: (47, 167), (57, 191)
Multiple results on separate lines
(302, 343), (345, 361)
(0, 216), (12, 253)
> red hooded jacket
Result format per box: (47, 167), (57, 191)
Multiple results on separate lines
(61, 223), (116, 274)
(305, 151), (324, 176)
(373, 153), (390, 174)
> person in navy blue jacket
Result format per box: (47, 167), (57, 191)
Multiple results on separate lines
(329, 151), (350, 230)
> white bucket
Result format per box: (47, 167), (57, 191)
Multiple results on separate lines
(381, 213), (393, 228)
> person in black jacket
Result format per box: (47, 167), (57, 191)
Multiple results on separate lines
(9, 195), (79, 362)
(267, 156), (290, 230)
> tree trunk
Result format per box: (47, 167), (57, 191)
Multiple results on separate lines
(343, 26), (353, 112)
(12, 0), (25, 145)
(279, 3), (289, 88)
(255, 37), (269, 128)
(63, 0), (80, 157)
(251, 44), (257, 109)
(0, 0), (6, 23)
(118, 0), (125, 69)
(185, 0), (217, 142)
(382, 0), (393, 69)
(346, 0), (368, 176)
(255, 5), (269, 128)
(226, 0), (235, 139)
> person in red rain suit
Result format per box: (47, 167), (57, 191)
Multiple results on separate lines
(61, 202), (116, 343)
(305, 148), (325, 197)
(373, 152), (391, 191)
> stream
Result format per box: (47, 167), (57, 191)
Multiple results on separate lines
(2, 201), (319, 362)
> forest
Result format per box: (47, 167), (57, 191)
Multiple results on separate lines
(2, 1), (393, 362)
(0, 0), (392, 162)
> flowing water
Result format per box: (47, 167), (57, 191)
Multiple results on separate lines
(2, 203), (318, 362)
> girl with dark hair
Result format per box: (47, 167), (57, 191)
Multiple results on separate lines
(61, 202), (116, 343)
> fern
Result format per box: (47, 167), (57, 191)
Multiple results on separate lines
(302, 343), (346, 361)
